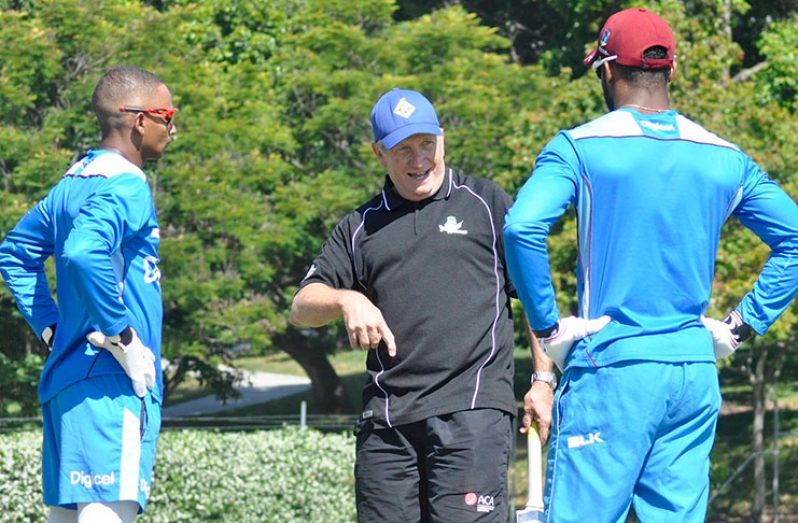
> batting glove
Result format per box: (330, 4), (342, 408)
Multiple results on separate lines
(538, 315), (611, 371)
(701, 310), (754, 360)
(87, 326), (156, 397)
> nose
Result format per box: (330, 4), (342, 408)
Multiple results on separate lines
(410, 148), (426, 167)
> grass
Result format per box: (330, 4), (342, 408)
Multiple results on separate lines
(166, 348), (798, 519)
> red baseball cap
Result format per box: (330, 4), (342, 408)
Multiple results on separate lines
(584, 8), (675, 70)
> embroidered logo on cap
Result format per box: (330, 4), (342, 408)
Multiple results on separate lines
(393, 97), (416, 119)
(600, 28), (611, 46)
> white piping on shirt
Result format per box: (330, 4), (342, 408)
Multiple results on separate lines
(449, 173), (503, 409)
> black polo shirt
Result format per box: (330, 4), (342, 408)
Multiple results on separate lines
(299, 167), (517, 427)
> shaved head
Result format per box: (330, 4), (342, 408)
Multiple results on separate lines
(91, 66), (167, 136)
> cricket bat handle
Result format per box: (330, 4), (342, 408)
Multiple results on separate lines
(525, 425), (544, 510)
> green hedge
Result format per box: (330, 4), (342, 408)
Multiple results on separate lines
(0, 428), (356, 522)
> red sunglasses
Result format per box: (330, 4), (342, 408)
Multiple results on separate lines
(119, 106), (178, 124)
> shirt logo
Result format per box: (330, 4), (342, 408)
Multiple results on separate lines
(143, 255), (161, 284)
(567, 431), (604, 449)
(303, 264), (317, 281)
(639, 120), (675, 132)
(439, 216), (468, 235)
(393, 97), (416, 119)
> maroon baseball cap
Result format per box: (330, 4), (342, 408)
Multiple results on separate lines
(584, 8), (675, 70)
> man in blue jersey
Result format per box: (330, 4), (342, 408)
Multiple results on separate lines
(0, 66), (176, 523)
(504, 8), (798, 522)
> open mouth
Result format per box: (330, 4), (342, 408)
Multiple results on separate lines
(408, 168), (431, 182)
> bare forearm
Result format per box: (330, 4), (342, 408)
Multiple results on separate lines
(290, 282), (397, 356)
(290, 282), (351, 326)
(525, 315), (553, 373)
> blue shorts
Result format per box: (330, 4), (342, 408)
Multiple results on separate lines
(545, 361), (721, 523)
(41, 374), (161, 511)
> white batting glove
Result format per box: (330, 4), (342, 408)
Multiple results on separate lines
(539, 315), (611, 371)
(701, 311), (753, 360)
(87, 327), (156, 397)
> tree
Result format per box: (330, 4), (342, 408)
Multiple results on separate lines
(0, 0), (553, 414)
(0, 0), (249, 411)
(0, 15), (795, 517)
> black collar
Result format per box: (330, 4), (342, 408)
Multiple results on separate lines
(381, 167), (454, 211)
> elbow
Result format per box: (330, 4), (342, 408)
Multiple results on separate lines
(289, 289), (312, 327)
(288, 303), (304, 327)
(504, 220), (550, 250)
(289, 283), (338, 328)
(62, 246), (92, 275)
(62, 236), (104, 277)
(503, 221), (525, 249)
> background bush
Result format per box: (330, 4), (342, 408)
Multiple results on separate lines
(0, 428), (356, 523)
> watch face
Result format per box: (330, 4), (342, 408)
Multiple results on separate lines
(533, 373), (557, 388)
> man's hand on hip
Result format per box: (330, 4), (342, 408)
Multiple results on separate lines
(539, 315), (611, 371)
(701, 310), (754, 360)
(340, 291), (397, 357)
(87, 326), (156, 397)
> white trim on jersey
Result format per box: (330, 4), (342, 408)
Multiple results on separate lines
(118, 407), (142, 501)
(675, 115), (738, 150)
(65, 151), (146, 181)
(568, 111), (641, 139)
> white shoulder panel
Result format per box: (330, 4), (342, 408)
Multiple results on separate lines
(66, 153), (146, 181)
(567, 111), (642, 140)
(675, 115), (739, 150)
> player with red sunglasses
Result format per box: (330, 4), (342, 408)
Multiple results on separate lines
(0, 65), (177, 523)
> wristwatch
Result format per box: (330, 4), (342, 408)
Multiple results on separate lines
(532, 371), (558, 390)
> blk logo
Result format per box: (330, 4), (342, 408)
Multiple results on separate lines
(567, 432), (604, 449)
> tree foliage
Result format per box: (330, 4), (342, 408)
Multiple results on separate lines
(0, 0), (795, 423)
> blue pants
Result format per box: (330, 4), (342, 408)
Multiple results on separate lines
(42, 374), (161, 511)
(545, 361), (721, 522)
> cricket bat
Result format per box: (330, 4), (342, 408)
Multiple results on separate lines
(516, 425), (545, 522)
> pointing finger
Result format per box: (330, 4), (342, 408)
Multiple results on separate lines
(380, 324), (397, 357)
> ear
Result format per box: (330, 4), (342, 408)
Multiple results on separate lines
(668, 61), (677, 82)
(371, 142), (388, 168)
(602, 61), (614, 82)
(133, 112), (147, 135)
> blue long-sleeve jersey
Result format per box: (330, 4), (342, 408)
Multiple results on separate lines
(0, 149), (163, 403)
(505, 109), (798, 368)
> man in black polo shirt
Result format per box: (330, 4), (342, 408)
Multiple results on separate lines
(291, 88), (550, 522)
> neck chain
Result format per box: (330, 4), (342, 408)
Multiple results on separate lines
(621, 103), (668, 114)
(100, 146), (124, 155)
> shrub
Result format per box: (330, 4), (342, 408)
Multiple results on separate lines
(0, 430), (47, 522)
(0, 427), (356, 522)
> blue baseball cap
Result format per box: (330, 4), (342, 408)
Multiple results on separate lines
(370, 88), (442, 150)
